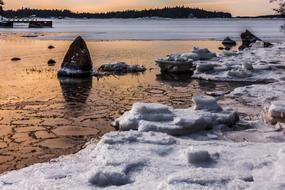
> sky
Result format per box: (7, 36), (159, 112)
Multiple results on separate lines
(3, 0), (277, 16)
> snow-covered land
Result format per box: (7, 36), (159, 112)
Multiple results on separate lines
(1, 95), (285, 189)
(0, 131), (285, 190)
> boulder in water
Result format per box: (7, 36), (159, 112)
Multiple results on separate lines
(58, 36), (93, 77)
(239, 30), (272, 50)
(222, 37), (236, 46)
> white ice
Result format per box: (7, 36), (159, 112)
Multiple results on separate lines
(112, 96), (238, 135)
(1, 131), (285, 190)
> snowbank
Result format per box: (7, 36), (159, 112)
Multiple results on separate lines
(1, 131), (285, 190)
(112, 96), (239, 135)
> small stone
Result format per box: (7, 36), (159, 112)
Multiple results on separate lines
(48, 59), (56, 65)
(242, 63), (254, 71)
(192, 96), (222, 112)
(222, 37), (237, 46)
(11, 57), (21, 61)
(48, 45), (55, 49)
(187, 150), (212, 164)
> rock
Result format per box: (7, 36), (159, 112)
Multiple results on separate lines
(192, 47), (217, 60)
(98, 62), (146, 73)
(242, 63), (254, 71)
(187, 150), (212, 165)
(222, 37), (236, 46)
(196, 62), (215, 73)
(192, 96), (222, 112)
(239, 30), (272, 50)
(58, 36), (93, 77)
(11, 57), (21, 61)
(48, 59), (56, 66)
(268, 101), (285, 124)
(48, 45), (55, 49)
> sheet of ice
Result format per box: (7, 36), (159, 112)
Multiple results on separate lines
(1, 131), (285, 190)
(228, 82), (285, 107)
(1, 18), (285, 41)
(192, 42), (285, 82)
(112, 97), (239, 135)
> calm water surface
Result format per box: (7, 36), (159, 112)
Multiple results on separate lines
(0, 34), (245, 173)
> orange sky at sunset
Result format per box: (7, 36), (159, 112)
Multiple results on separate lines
(4, 0), (277, 16)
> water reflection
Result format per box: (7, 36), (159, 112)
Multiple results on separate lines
(59, 77), (93, 116)
(156, 73), (193, 86)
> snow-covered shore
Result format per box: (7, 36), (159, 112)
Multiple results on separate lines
(0, 131), (284, 190)
(2, 31), (285, 189)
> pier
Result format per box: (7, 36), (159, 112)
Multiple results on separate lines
(0, 19), (52, 28)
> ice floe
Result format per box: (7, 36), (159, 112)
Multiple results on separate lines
(193, 42), (285, 82)
(155, 47), (216, 73)
(1, 131), (285, 189)
(112, 96), (239, 135)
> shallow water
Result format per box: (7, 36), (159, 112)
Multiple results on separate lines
(0, 34), (249, 173)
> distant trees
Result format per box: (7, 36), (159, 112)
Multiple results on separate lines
(0, 0), (4, 13)
(271, 0), (285, 15)
(2, 6), (232, 19)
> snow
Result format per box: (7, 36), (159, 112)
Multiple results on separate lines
(1, 18), (285, 41)
(112, 96), (239, 135)
(228, 82), (285, 107)
(192, 42), (285, 82)
(1, 131), (285, 190)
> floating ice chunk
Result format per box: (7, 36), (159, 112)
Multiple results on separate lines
(113, 96), (238, 135)
(193, 96), (222, 112)
(192, 47), (217, 60)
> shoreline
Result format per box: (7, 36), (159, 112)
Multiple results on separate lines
(1, 27), (285, 188)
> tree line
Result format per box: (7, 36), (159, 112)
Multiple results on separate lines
(2, 6), (232, 19)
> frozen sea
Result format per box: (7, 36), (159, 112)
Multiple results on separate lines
(0, 18), (285, 41)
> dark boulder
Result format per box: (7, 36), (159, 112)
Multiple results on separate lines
(222, 37), (236, 46)
(239, 30), (273, 50)
(58, 36), (93, 77)
(48, 45), (55, 49)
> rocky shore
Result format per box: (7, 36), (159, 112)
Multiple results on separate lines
(1, 30), (285, 189)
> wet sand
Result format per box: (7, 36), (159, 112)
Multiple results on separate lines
(0, 33), (250, 173)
